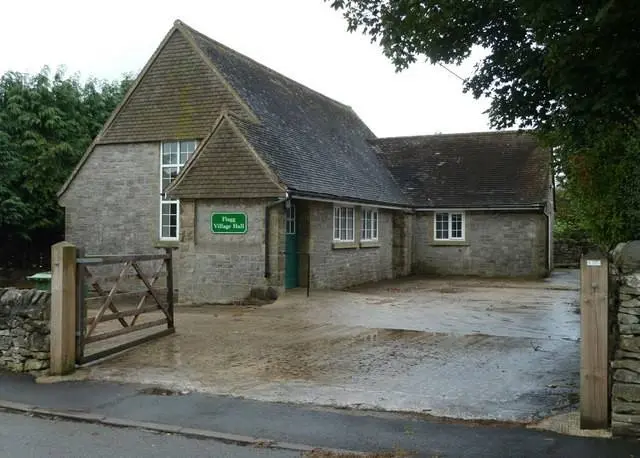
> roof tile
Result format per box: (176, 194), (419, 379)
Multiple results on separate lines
(179, 24), (409, 207)
(372, 132), (551, 208)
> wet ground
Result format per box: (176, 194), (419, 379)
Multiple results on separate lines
(85, 270), (580, 423)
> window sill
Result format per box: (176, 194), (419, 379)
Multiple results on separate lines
(429, 240), (469, 247)
(155, 240), (180, 249)
(360, 240), (380, 248)
(332, 241), (358, 250)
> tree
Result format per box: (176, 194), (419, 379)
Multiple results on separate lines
(328, 0), (640, 247)
(0, 68), (132, 265)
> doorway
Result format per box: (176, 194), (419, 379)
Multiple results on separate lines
(285, 203), (299, 289)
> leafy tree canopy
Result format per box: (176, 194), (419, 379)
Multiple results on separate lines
(0, 68), (133, 243)
(329, 0), (640, 247)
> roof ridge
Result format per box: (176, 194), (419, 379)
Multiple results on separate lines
(226, 110), (255, 125)
(176, 20), (353, 112)
(374, 130), (533, 141)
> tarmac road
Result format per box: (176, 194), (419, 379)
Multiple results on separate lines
(0, 411), (298, 458)
(1, 372), (639, 458)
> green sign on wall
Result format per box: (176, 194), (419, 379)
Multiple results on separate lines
(211, 212), (248, 234)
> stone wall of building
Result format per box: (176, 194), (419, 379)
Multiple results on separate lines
(176, 198), (401, 302)
(60, 143), (163, 256)
(413, 210), (549, 277)
(60, 142), (167, 292)
(0, 288), (50, 372)
(392, 212), (413, 278)
(610, 241), (640, 437)
(306, 201), (394, 289)
(176, 198), (279, 304)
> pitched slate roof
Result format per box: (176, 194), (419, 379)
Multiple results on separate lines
(178, 22), (409, 207)
(372, 131), (551, 208)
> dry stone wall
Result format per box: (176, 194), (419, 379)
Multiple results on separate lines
(0, 288), (50, 372)
(610, 241), (640, 437)
(554, 238), (595, 268)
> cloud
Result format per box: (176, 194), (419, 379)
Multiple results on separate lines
(1, 0), (491, 135)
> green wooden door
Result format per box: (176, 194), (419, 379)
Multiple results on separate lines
(284, 204), (299, 289)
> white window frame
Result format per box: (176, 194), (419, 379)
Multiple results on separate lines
(360, 207), (379, 242)
(333, 206), (355, 242)
(434, 211), (465, 241)
(160, 140), (197, 240)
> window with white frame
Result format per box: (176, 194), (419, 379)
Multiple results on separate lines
(333, 206), (355, 241)
(361, 208), (379, 241)
(160, 140), (197, 239)
(434, 212), (465, 241)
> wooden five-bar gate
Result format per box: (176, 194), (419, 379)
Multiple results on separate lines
(75, 248), (175, 364)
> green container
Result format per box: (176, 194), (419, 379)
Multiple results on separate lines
(27, 272), (52, 292)
(26, 272), (89, 296)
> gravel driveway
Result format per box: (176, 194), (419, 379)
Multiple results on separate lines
(85, 270), (580, 422)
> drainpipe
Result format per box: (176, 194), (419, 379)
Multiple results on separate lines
(544, 203), (552, 275)
(264, 194), (288, 278)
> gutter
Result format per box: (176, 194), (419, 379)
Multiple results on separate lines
(288, 191), (545, 213)
(264, 195), (288, 278)
(414, 205), (545, 212)
(288, 190), (412, 212)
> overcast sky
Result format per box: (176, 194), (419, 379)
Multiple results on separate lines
(1, 0), (492, 137)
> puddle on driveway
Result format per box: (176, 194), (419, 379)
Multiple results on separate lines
(87, 276), (580, 422)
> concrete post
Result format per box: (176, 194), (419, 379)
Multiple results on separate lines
(50, 242), (77, 375)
